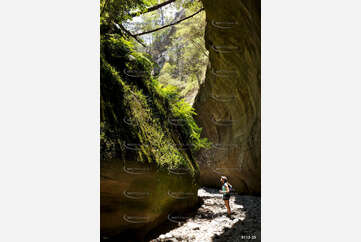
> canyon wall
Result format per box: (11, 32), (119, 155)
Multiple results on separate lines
(194, 0), (261, 194)
(100, 33), (200, 240)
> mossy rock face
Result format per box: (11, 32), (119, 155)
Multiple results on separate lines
(193, 0), (261, 194)
(100, 33), (201, 239)
(100, 35), (202, 173)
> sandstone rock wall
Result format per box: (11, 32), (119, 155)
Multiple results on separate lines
(194, 0), (261, 194)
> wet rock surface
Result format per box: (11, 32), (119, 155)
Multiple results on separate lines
(149, 187), (260, 242)
(101, 159), (199, 240)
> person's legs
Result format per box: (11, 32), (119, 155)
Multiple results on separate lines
(224, 200), (231, 215)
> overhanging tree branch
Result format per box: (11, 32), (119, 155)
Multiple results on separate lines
(130, 0), (177, 17)
(190, 39), (208, 57)
(113, 21), (146, 47)
(134, 8), (204, 36)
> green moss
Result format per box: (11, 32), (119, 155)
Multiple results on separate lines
(100, 33), (208, 176)
(150, 78), (211, 152)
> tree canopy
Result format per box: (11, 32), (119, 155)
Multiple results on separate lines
(101, 0), (208, 104)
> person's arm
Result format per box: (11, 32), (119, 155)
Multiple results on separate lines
(219, 185), (225, 193)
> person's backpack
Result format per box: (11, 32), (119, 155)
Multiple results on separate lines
(227, 182), (233, 192)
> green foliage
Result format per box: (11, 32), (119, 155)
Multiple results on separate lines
(162, 62), (177, 77)
(171, 99), (211, 151)
(101, 33), (206, 176)
(100, 1), (209, 176)
(130, 51), (153, 72)
(100, 0), (156, 22)
(101, 35), (132, 59)
(130, 3), (208, 101)
(151, 78), (211, 152)
(152, 81), (179, 100)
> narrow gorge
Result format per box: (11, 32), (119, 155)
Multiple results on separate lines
(100, 0), (261, 241)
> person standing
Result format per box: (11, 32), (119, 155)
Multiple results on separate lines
(220, 176), (232, 218)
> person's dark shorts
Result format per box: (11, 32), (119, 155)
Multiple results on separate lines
(223, 193), (231, 200)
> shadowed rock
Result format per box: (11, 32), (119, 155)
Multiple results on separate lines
(193, 0), (261, 194)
